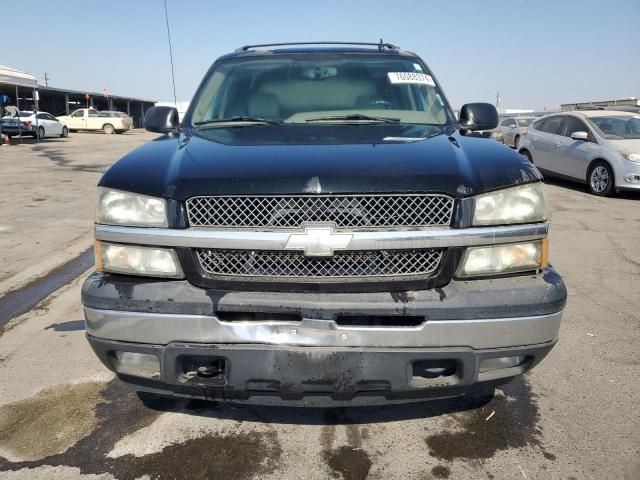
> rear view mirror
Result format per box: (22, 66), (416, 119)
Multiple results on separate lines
(144, 106), (179, 133)
(570, 131), (589, 141)
(459, 103), (499, 131)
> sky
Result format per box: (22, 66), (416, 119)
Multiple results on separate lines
(3, 0), (639, 110)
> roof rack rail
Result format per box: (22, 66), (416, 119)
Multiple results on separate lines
(235, 40), (400, 53)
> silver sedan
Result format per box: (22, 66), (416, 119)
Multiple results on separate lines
(496, 116), (536, 148)
(518, 110), (640, 196)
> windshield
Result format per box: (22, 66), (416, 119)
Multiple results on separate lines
(19, 111), (32, 117)
(517, 118), (534, 127)
(189, 54), (451, 126)
(589, 116), (640, 139)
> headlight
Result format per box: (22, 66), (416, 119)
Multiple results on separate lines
(96, 188), (167, 227)
(473, 183), (546, 226)
(458, 240), (548, 277)
(96, 241), (183, 278)
(621, 152), (640, 164)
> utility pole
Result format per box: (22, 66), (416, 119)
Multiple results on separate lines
(44, 72), (50, 86)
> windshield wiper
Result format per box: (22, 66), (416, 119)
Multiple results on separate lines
(305, 114), (401, 124)
(194, 116), (282, 128)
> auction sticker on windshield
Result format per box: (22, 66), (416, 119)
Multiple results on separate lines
(388, 72), (435, 86)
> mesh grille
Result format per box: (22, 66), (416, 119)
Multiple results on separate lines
(186, 195), (454, 228)
(196, 249), (443, 279)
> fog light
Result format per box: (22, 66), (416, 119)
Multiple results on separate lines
(113, 351), (160, 378)
(624, 174), (640, 184)
(479, 355), (526, 373)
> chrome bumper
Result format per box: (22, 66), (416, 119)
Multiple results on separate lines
(84, 307), (562, 349)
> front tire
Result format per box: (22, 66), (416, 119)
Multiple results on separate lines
(588, 161), (615, 196)
(520, 149), (533, 163)
(103, 123), (115, 134)
(60, 126), (68, 138)
(463, 384), (495, 408)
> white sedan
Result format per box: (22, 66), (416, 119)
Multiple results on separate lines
(0, 111), (69, 139)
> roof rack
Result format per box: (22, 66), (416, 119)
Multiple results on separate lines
(235, 39), (400, 53)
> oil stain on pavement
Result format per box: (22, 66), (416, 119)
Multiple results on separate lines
(0, 381), (105, 461)
(425, 377), (550, 461)
(324, 445), (372, 480)
(430, 464), (451, 478)
(0, 380), (282, 480)
(320, 409), (373, 480)
(0, 375), (556, 479)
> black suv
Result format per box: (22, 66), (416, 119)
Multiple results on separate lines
(82, 41), (566, 404)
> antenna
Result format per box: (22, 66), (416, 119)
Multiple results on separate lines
(44, 72), (50, 87)
(163, 0), (178, 107)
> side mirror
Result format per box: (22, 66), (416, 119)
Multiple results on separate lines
(570, 131), (589, 141)
(144, 106), (179, 133)
(459, 103), (499, 131)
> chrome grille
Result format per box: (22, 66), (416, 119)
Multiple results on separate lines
(186, 194), (454, 228)
(196, 249), (443, 279)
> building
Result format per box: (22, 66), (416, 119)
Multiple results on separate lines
(0, 65), (156, 128)
(560, 97), (639, 112)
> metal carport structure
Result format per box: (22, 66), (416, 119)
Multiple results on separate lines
(36, 86), (156, 128)
(0, 65), (156, 128)
(0, 65), (39, 140)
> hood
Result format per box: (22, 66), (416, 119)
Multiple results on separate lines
(605, 138), (640, 154)
(100, 124), (541, 200)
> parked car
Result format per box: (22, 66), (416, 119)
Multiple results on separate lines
(82, 41), (566, 405)
(1, 111), (68, 139)
(496, 116), (536, 148)
(57, 108), (132, 134)
(518, 110), (640, 196)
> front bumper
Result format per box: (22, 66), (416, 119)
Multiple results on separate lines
(615, 158), (640, 190)
(84, 307), (562, 350)
(82, 269), (565, 402)
(87, 336), (556, 404)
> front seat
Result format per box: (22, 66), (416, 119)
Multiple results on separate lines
(247, 93), (280, 119)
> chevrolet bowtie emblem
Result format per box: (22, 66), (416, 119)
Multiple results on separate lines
(285, 225), (353, 257)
